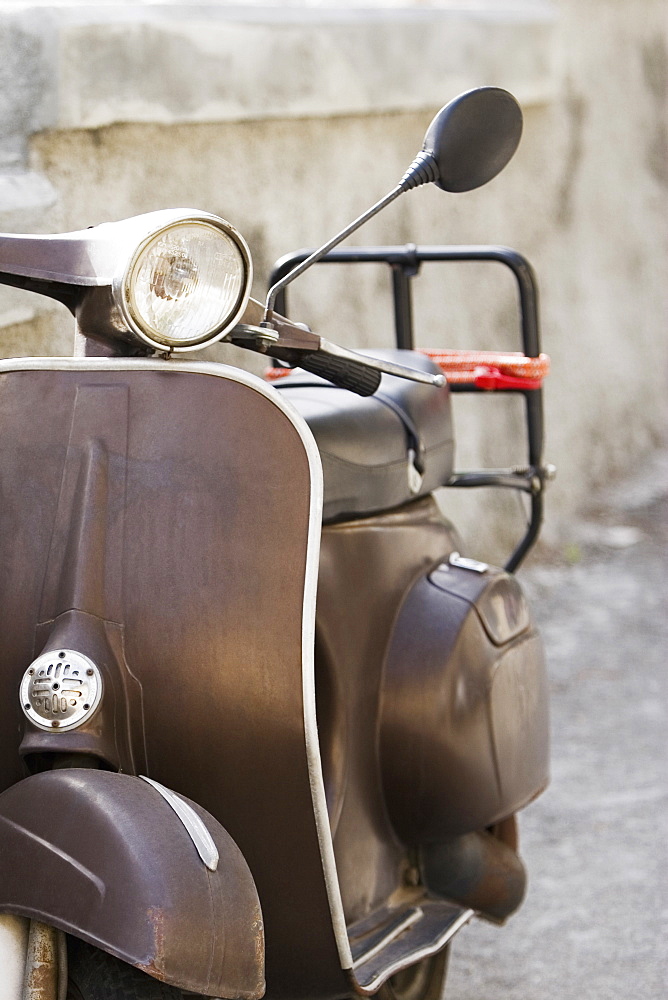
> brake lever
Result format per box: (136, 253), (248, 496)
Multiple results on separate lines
(317, 338), (445, 388)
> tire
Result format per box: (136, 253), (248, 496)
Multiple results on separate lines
(376, 948), (450, 1000)
(66, 937), (184, 1000)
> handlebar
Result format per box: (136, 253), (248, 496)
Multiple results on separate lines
(294, 353), (382, 396)
(228, 299), (444, 396)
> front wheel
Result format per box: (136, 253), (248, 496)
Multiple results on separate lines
(376, 948), (450, 1000)
(66, 938), (183, 1000)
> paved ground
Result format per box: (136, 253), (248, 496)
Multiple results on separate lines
(446, 453), (668, 999)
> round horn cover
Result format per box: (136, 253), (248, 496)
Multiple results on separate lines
(423, 87), (523, 192)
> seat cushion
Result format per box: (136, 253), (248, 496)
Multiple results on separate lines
(273, 350), (454, 522)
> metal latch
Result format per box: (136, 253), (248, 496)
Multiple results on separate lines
(449, 552), (489, 573)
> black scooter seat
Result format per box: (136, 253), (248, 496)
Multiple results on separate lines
(273, 350), (454, 522)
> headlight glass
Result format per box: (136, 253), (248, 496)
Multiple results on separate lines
(123, 219), (250, 350)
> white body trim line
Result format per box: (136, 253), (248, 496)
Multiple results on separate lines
(0, 356), (353, 970)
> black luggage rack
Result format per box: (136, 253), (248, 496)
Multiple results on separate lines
(269, 245), (550, 572)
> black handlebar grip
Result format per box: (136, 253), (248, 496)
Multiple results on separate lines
(298, 352), (382, 396)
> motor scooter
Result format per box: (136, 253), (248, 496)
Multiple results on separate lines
(0, 88), (550, 999)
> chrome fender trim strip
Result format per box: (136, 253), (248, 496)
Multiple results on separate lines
(140, 776), (220, 872)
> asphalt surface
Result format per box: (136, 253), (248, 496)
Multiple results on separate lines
(446, 454), (668, 999)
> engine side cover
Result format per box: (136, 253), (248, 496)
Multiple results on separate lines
(379, 560), (550, 843)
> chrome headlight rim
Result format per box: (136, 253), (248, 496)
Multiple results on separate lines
(115, 212), (252, 353)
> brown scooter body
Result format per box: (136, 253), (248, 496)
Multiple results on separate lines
(0, 88), (550, 1000)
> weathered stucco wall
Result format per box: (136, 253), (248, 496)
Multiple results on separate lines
(0, 0), (665, 560)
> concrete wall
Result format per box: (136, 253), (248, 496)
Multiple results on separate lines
(0, 1), (665, 561)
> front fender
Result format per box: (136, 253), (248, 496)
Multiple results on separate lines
(0, 770), (264, 998)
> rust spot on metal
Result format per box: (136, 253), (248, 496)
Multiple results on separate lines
(137, 906), (168, 980)
(246, 908), (266, 999)
(137, 961), (169, 982)
(25, 921), (59, 999)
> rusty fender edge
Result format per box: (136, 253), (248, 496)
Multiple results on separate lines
(0, 770), (265, 998)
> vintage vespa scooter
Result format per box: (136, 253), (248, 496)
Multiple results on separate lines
(0, 88), (550, 999)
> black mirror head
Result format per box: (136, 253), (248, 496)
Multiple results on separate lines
(401, 87), (523, 193)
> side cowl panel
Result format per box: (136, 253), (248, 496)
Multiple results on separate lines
(0, 770), (264, 998)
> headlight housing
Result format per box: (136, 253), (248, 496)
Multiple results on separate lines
(116, 213), (252, 352)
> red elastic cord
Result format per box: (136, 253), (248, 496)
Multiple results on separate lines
(473, 366), (543, 390)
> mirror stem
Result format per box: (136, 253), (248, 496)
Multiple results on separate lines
(264, 182), (406, 323)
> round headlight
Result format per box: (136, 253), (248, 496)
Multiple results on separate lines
(119, 216), (251, 351)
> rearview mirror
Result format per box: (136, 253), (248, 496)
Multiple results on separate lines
(403, 87), (523, 192)
(264, 88), (523, 322)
